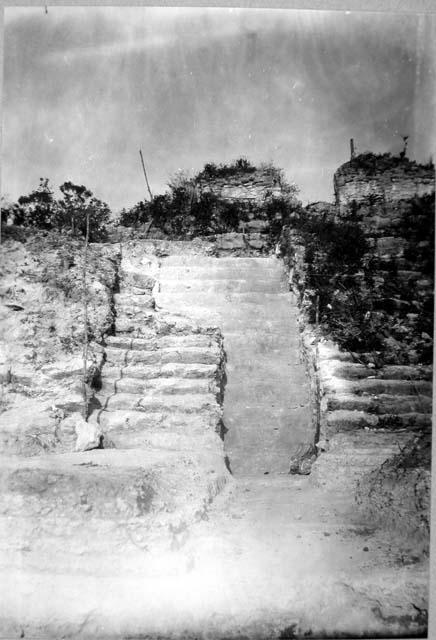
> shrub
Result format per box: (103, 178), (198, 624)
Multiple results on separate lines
(196, 157), (257, 180)
(7, 180), (111, 242)
(54, 181), (110, 241)
(119, 201), (150, 227)
(16, 178), (56, 228)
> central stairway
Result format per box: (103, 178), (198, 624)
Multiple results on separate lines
(155, 254), (312, 476)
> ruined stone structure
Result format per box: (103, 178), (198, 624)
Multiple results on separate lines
(196, 166), (286, 202)
(0, 156), (432, 638)
(334, 155), (434, 213)
(285, 154), (433, 560)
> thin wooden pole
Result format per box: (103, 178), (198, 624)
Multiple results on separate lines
(82, 209), (90, 421)
(139, 149), (153, 201)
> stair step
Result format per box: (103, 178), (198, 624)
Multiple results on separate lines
(105, 428), (221, 451)
(102, 363), (217, 381)
(326, 393), (432, 414)
(0, 448), (181, 520)
(156, 292), (292, 306)
(98, 392), (219, 412)
(114, 318), (155, 334)
(98, 409), (220, 433)
(0, 447), (227, 558)
(105, 346), (221, 366)
(114, 293), (155, 308)
(158, 269), (282, 283)
(101, 376), (216, 396)
(324, 377), (433, 397)
(326, 410), (432, 432)
(152, 308), (296, 330)
(105, 334), (217, 351)
(159, 278), (285, 294)
(114, 312), (205, 337)
(115, 308), (155, 321)
(119, 269), (155, 291)
(161, 256), (279, 268)
(376, 365), (433, 381)
(321, 361), (433, 382)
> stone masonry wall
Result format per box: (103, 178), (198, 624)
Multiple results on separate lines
(334, 159), (434, 213)
(330, 156), (434, 307)
(282, 158), (433, 550)
(196, 167), (284, 203)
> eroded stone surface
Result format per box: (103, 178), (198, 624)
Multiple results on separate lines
(0, 237), (430, 638)
(156, 253), (313, 476)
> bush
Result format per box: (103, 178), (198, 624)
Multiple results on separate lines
(281, 197), (434, 364)
(55, 182), (110, 241)
(196, 157), (257, 181)
(337, 152), (434, 177)
(116, 159), (299, 240)
(16, 178), (56, 229)
(119, 201), (150, 227)
(6, 179), (111, 242)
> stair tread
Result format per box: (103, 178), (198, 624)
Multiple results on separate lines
(98, 392), (219, 412)
(101, 363), (217, 379)
(325, 377), (433, 397)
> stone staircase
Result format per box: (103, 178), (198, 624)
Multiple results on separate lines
(309, 337), (432, 488)
(94, 276), (225, 451)
(0, 238), (430, 638)
(155, 252), (313, 476)
(0, 241), (229, 600)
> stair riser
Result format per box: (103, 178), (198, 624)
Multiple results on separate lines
(119, 271), (155, 291)
(98, 411), (218, 433)
(102, 395), (219, 413)
(326, 394), (432, 414)
(0, 466), (157, 520)
(103, 430), (212, 450)
(321, 363), (433, 381)
(114, 295), (155, 308)
(101, 364), (217, 381)
(105, 335), (217, 350)
(105, 350), (221, 366)
(156, 293), (292, 307)
(100, 378), (215, 396)
(158, 282), (285, 294)
(326, 411), (432, 433)
(324, 378), (433, 397)
(114, 320), (155, 334)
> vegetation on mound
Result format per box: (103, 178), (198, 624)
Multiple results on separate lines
(2, 179), (110, 242)
(196, 157), (257, 180)
(280, 193), (434, 365)
(336, 151), (434, 177)
(119, 159), (298, 239)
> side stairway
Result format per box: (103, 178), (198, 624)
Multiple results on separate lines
(155, 253), (313, 476)
(309, 337), (433, 488)
(94, 248), (225, 450)
(0, 241), (229, 630)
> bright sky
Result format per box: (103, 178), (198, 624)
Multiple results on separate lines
(3, 7), (435, 212)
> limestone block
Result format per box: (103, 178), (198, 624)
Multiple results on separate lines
(216, 234), (246, 250)
(375, 236), (406, 257)
(54, 392), (86, 414)
(247, 237), (266, 250)
(120, 269), (155, 291)
(73, 413), (103, 451)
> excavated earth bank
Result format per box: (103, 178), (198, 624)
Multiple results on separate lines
(0, 235), (430, 638)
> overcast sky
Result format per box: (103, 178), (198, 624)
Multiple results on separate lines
(3, 7), (435, 211)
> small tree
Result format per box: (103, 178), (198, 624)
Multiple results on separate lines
(56, 181), (110, 241)
(119, 200), (150, 227)
(17, 178), (56, 228)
